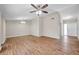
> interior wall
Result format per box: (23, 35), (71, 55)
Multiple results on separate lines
(31, 17), (40, 36)
(6, 12), (61, 39)
(77, 17), (79, 39)
(0, 12), (2, 44)
(42, 12), (60, 39)
(5, 12), (61, 39)
(1, 18), (6, 44)
(61, 20), (64, 37)
(0, 12), (6, 45)
(6, 20), (31, 38)
(31, 12), (60, 39)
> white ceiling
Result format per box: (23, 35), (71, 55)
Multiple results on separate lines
(0, 4), (78, 20)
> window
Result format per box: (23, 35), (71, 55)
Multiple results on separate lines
(64, 24), (67, 35)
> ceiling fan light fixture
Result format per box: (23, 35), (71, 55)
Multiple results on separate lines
(30, 4), (48, 16)
(20, 21), (26, 24)
(36, 10), (42, 15)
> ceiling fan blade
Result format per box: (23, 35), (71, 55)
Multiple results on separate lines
(30, 10), (36, 13)
(31, 4), (38, 9)
(41, 4), (48, 9)
(42, 10), (48, 13)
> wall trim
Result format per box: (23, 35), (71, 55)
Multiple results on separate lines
(6, 34), (30, 38)
(40, 36), (58, 40)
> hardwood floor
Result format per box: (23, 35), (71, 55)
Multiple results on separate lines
(0, 35), (79, 55)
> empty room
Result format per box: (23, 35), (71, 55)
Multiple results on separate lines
(0, 4), (79, 55)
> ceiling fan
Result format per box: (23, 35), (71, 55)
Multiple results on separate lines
(30, 4), (48, 16)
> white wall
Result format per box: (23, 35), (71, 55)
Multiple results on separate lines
(42, 12), (60, 39)
(1, 18), (6, 44)
(6, 20), (31, 38)
(31, 17), (40, 36)
(6, 12), (61, 39)
(61, 20), (64, 37)
(31, 12), (60, 39)
(0, 12), (2, 44)
(0, 12), (6, 45)
(77, 17), (79, 39)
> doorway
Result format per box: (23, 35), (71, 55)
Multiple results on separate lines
(62, 19), (78, 39)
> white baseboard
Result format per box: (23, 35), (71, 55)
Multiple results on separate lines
(6, 34), (60, 40)
(0, 37), (6, 46)
(6, 34), (29, 38)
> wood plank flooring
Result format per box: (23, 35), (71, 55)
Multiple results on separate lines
(0, 35), (79, 55)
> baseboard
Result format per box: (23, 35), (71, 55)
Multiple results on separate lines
(6, 34), (30, 39)
(68, 36), (78, 39)
(6, 35), (59, 40)
(0, 45), (2, 52)
(40, 36), (58, 40)
(41, 35), (60, 39)
(67, 35), (77, 37)
(0, 38), (6, 49)
(0, 40), (5, 52)
(1, 39), (6, 44)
